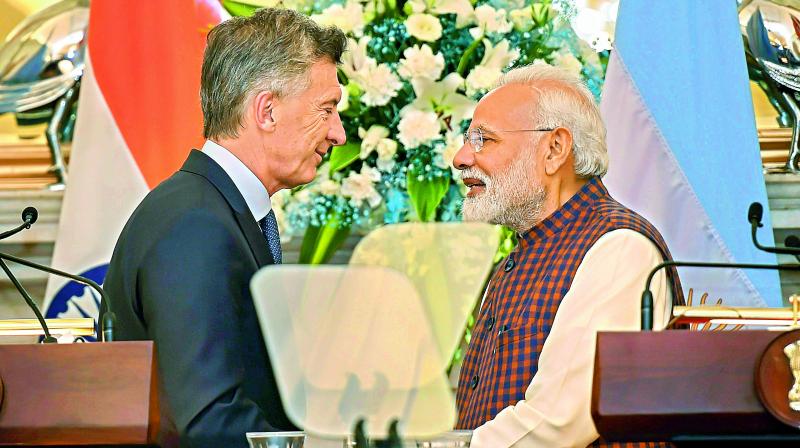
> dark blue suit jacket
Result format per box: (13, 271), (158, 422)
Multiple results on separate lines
(104, 150), (295, 447)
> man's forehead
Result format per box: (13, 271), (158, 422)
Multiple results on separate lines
(472, 84), (538, 127)
(307, 60), (341, 101)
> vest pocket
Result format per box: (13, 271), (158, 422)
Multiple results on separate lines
(496, 325), (536, 348)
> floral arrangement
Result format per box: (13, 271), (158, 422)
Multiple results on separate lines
(222, 0), (605, 263)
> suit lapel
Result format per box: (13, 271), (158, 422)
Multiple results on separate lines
(180, 150), (274, 267)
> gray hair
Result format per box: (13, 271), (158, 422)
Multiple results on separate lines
(201, 8), (347, 139)
(497, 63), (608, 177)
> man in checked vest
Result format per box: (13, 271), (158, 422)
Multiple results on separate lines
(453, 63), (683, 447)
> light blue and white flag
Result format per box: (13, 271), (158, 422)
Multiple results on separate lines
(601, 0), (782, 306)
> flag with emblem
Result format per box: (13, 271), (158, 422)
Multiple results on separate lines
(43, 0), (227, 338)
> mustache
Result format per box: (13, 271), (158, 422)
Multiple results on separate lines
(460, 168), (491, 185)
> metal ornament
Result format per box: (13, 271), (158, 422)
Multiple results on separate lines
(740, 0), (800, 173)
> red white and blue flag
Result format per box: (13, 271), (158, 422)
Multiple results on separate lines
(44, 1), (227, 335)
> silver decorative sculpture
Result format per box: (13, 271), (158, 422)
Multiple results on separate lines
(0, 0), (89, 190)
(740, 0), (800, 173)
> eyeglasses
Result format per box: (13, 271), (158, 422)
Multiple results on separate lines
(463, 127), (556, 153)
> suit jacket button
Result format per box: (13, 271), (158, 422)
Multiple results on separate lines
(504, 258), (515, 272)
(486, 317), (495, 331)
(470, 375), (479, 389)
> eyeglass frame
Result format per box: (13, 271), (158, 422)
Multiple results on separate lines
(463, 127), (557, 153)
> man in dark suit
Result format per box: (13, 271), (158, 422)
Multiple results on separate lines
(103, 8), (347, 447)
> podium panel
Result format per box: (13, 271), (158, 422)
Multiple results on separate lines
(592, 331), (800, 443)
(0, 341), (160, 446)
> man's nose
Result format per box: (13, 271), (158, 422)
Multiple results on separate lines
(328, 110), (347, 146)
(452, 141), (475, 170)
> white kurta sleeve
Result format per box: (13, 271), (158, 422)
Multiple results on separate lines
(469, 229), (672, 448)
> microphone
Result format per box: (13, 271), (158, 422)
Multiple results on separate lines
(0, 207), (56, 342)
(641, 260), (800, 330)
(0, 206), (39, 240)
(747, 202), (763, 228)
(748, 201), (800, 257)
(21, 206), (38, 227)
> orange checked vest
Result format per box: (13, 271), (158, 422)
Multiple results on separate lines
(455, 177), (683, 448)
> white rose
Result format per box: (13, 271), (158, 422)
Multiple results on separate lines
(311, 1), (365, 35)
(553, 51), (583, 77)
(358, 125), (391, 158)
(470, 5), (512, 39)
(405, 14), (443, 42)
(341, 166), (382, 208)
(397, 109), (441, 148)
(465, 65), (502, 96)
(355, 61), (403, 106)
(397, 44), (445, 81)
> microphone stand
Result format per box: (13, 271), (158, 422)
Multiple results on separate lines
(0, 251), (116, 341)
(0, 258), (57, 343)
(641, 260), (800, 331)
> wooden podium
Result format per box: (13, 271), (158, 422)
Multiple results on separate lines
(592, 331), (800, 446)
(0, 341), (160, 446)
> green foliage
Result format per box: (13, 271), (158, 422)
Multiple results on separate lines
(406, 173), (449, 222)
(328, 142), (362, 173)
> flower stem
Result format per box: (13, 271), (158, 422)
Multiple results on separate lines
(457, 37), (483, 76)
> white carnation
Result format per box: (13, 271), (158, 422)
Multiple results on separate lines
(358, 125), (391, 158)
(311, 1), (365, 36)
(355, 61), (403, 106)
(318, 179), (340, 196)
(405, 14), (443, 42)
(433, 0), (475, 28)
(341, 166), (382, 208)
(397, 44), (445, 81)
(397, 109), (441, 149)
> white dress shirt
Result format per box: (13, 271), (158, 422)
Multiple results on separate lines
(470, 229), (672, 448)
(201, 140), (271, 222)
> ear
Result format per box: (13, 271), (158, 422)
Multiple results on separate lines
(252, 90), (277, 132)
(543, 127), (573, 175)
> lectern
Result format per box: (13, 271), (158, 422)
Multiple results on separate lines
(592, 331), (800, 446)
(0, 341), (160, 446)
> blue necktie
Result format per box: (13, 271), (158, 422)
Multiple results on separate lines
(259, 210), (282, 264)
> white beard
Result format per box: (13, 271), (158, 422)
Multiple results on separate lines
(460, 151), (547, 233)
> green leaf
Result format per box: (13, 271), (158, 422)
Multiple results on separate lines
(298, 215), (352, 264)
(221, 0), (259, 17)
(329, 142), (361, 173)
(406, 174), (449, 222)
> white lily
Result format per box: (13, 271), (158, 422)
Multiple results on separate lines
(480, 38), (520, 71)
(340, 37), (371, 81)
(408, 73), (476, 128)
(469, 4), (512, 39)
